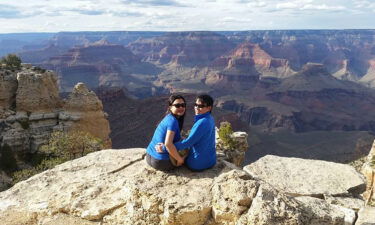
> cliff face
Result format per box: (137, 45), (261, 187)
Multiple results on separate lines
(0, 148), (370, 225)
(0, 65), (111, 159)
(128, 31), (235, 67)
(211, 42), (295, 79)
(216, 64), (375, 133)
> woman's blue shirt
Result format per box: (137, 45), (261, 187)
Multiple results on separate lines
(146, 114), (181, 160)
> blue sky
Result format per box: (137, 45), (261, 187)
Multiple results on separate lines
(0, 0), (374, 33)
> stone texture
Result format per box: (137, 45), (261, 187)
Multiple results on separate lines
(63, 83), (111, 147)
(324, 195), (365, 211)
(16, 70), (61, 112)
(0, 148), (359, 225)
(361, 140), (375, 205)
(0, 66), (111, 161)
(211, 170), (259, 224)
(244, 155), (366, 197)
(295, 196), (356, 225)
(356, 206), (375, 225)
(0, 70), (17, 112)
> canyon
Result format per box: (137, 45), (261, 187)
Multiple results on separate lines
(1, 29), (375, 162)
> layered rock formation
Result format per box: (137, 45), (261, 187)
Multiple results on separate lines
(216, 63), (375, 134)
(211, 42), (295, 79)
(38, 41), (161, 97)
(128, 31), (235, 67)
(0, 65), (111, 160)
(0, 148), (373, 225)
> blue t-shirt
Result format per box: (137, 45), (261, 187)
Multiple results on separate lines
(146, 114), (181, 160)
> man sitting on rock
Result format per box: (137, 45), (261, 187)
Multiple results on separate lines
(156, 94), (216, 171)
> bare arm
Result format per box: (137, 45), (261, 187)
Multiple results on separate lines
(165, 130), (184, 166)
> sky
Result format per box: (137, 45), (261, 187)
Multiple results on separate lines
(0, 0), (374, 33)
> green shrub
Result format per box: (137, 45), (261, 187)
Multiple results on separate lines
(40, 130), (104, 159)
(371, 155), (375, 168)
(0, 54), (21, 70)
(218, 121), (237, 150)
(11, 130), (104, 185)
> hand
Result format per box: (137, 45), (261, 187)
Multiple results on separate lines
(155, 143), (164, 153)
(176, 157), (184, 166)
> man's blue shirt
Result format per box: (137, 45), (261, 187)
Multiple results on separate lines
(174, 112), (216, 170)
(146, 114), (181, 160)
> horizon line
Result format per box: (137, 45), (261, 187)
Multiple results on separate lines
(1, 28), (375, 35)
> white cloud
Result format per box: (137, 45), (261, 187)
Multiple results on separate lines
(276, 2), (299, 9)
(0, 0), (373, 33)
(302, 4), (346, 11)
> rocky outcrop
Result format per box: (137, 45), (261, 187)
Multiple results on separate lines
(361, 140), (375, 205)
(360, 59), (375, 88)
(216, 130), (248, 166)
(356, 206), (375, 225)
(0, 65), (111, 159)
(62, 83), (111, 147)
(0, 148), (369, 225)
(16, 69), (61, 112)
(244, 155), (366, 198)
(0, 70), (17, 110)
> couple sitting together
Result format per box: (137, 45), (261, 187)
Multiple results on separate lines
(146, 94), (216, 172)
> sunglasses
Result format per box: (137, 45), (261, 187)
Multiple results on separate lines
(172, 103), (186, 108)
(194, 103), (207, 108)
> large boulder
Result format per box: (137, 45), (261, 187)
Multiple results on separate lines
(244, 155), (366, 197)
(63, 83), (111, 147)
(0, 148), (358, 225)
(356, 206), (375, 225)
(16, 70), (61, 112)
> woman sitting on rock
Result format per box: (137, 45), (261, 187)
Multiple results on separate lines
(145, 94), (188, 171)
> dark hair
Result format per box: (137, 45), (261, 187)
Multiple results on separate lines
(196, 94), (214, 112)
(166, 94), (186, 131)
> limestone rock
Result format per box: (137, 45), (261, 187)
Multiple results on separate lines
(238, 184), (349, 225)
(64, 83), (102, 112)
(0, 70), (17, 112)
(0, 66), (111, 159)
(244, 155), (366, 197)
(295, 196), (356, 225)
(356, 206), (375, 225)
(0, 148), (358, 225)
(361, 140), (375, 205)
(324, 195), (364, 211)
(16, 70), (61, 112)
(211, 170), (259, 223)
(64, 83), (111, 147)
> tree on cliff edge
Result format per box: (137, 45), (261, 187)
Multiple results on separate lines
(0, 54), (22, 70)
